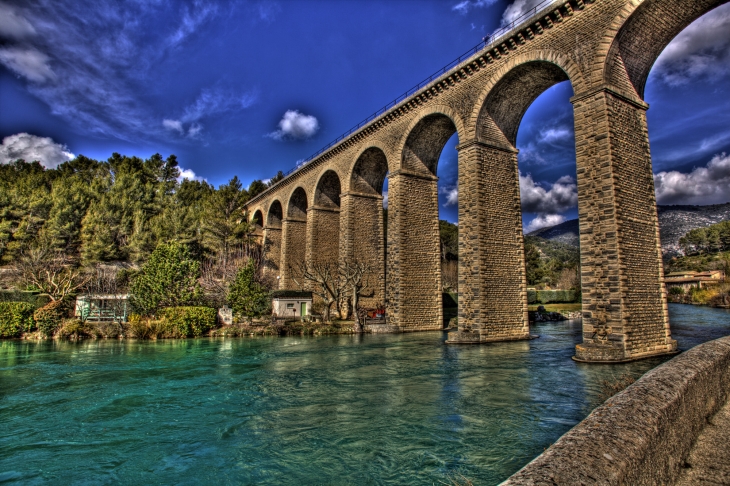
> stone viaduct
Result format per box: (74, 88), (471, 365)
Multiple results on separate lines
(245, 0), (727, 362)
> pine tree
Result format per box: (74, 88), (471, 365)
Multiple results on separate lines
(129, 242), (203, 316)
(227, 260), (269, 322)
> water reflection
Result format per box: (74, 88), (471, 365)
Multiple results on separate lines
(0, 304), (728, 484)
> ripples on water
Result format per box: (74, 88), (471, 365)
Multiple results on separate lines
(0, 304), (728, 485)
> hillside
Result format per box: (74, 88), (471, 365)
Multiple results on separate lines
(527, 219), (579, 247)
(527, 202), (730, 256)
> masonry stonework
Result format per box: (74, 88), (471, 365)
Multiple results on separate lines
(245, 0), (728, 361)
(339, 193), (386, 309)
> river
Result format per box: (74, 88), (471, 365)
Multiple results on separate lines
(1, 303), (729, 485)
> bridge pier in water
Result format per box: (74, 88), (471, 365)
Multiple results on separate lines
(385, 169), (442, 331)
(571, 86), (676, 362)
(446, 140), (530, 343)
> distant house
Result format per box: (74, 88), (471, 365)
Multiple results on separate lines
(271, 290), (312, 319)
(75, 294), (130, 322)
(665, 270), (725, 292)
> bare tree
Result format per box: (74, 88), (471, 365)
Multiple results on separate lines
(200, 241), (269, 307)
(82, 265), (128, 323)
(441, 260), (458, 292)
(292, 261), (344, 323)
(555, 267), (579, 290)
(340, 260), (371, 322)
(14, 247), (89, 302)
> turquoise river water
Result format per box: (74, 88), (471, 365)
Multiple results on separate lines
(1, 303), (729, 485)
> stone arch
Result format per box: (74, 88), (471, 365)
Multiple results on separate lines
(350, 146), (389, 195)
(396, 104), (466, 175)
(314, 170), (342, 208)
(597, 0), (728, 98)
(267, 200), (283, 228)
(471, 51), (582, 147)
(251, 209), (264, 228)
(287, 187), (308, 219)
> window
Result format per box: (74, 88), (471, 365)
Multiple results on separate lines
(286, 303), (294, 309)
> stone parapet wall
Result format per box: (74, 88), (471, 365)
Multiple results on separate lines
(503, 336), (730, 485)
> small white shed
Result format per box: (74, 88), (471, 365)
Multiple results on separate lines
(271, 291), (313, 318)
(75, 294), (130, 322)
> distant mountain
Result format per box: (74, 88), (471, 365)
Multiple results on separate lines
(527, 219), (580, 247)
(656, 203), (730, 255)
(527, 202), (730, 256)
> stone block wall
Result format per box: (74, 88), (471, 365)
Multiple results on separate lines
(263, 227), (282, 281)
(572, 88), (675, 362)
(449, 141), (529, 343)
(280, 218), (307, 289)
(386, 171), (442, 330)
(306, 207), (341, 267)
(339, 193), (386, 309)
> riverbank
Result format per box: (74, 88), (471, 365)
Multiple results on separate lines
(528, 303), (582, 322)
(13, 319), (359, 340)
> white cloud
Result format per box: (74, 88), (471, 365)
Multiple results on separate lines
(452, 1), (471, 14)
(382, 190), (389, 209)
(164, 88), (256, 139)
(520, 173), (577, 233)
(654, 152), (730, 205)
(177, 167), (205, 182)
(0, 46), (55, 83)
(0, 3), (37, 39)
(168, 2), (218, 48)
(163, 119), (184, 134)
(0, 133), (74, 168)
(524, 213), (566, 233)
(440, 185), (459, 207)
(538, 126), (572, 144)
(268, 110), (320, 141)
(520, 173), (577, 214)
(187, 123), (203, 138)
(501, 0), (544, 27)
(452, 0), (497, 15)
(181, 88), (257, 123)
(654, 3), (730, 85)
(256, 1), (281, 22)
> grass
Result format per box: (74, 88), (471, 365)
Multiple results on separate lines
(527, 303), (582, 312)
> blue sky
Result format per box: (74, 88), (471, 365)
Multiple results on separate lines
(1, 0), (729, 231)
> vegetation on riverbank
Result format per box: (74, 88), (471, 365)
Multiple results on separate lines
(667, 282), (730, 307)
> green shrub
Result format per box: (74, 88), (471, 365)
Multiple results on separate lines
(34, 300), (67, 337)
(668, 286), (685, 296)
(57, 319), (93, 339)
(161, 306), (217, 337)
(0, 291), (52, 309)
(130, 242), (203, 316)
(0, 302), (35, 337)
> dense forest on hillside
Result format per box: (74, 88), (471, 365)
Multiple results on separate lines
(0, 155), (271, 266)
